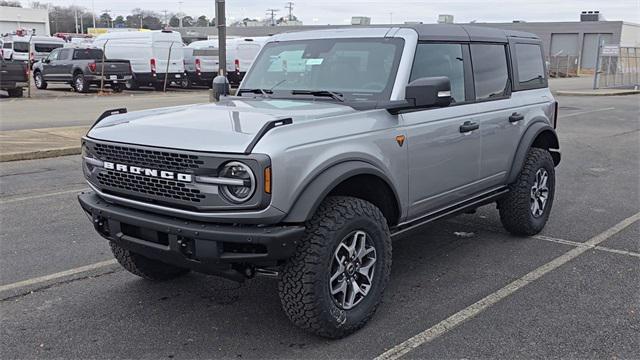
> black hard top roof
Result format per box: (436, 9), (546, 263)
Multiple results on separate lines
(402, 24), (539, 42)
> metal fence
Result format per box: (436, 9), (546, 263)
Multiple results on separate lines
(548, 55), (579, 78)
(595, 47), (640, 89)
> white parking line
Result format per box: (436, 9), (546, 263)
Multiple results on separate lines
(0, 188), (88, 204)
(561, 107), (615, 118)
(535, 235), (640, 258)
(375, 212), (640, 360)
(0, 259), (117, 293)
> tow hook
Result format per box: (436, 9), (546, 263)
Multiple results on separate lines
(177, 236), (195, 259)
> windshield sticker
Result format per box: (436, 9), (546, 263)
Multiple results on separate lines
(305, 58), (324, 65)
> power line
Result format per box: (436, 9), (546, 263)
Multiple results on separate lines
(266, 8), (279, 26)
(285, 2), (294, 21)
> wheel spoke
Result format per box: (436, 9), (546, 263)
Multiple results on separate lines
(531, 199), (540, 216)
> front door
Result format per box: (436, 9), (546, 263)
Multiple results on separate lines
(402, 42), (483, 218)
(41, 48), (60, 80)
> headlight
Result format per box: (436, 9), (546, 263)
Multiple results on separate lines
(219, 161), (256, 203)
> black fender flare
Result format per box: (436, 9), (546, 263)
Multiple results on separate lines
(282, 160), (401, 223)
(507, 120), (560, 184)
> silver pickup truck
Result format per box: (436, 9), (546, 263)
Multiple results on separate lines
(79, 25), (560, 338)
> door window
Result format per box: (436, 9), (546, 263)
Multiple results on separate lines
(410, 43), (466, 103)
(47, 49), (60, 61)
(515, 44), (545, 87)
(470, 44), (510, 100)
(57, 49), (71, 60)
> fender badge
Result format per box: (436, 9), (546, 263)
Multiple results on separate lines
(395, 135), (405, 147)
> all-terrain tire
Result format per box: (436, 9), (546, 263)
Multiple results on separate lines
(498, 148), (555, 236)
(109, 241), (190, 281)
(278, 196), (392, 338)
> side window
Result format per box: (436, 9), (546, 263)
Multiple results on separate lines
(470, 44), (509, 100)
(57, 49), (71, 60)
(410, 43), (466, 103)
(515, 43), (545, 87)
(3, 42), (12, 49)
(47, 49), (60, 61)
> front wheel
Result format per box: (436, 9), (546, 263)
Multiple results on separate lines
(278, 196), (392, 338)
(498, 148), (556, 236)
(34, 71), (47, 89)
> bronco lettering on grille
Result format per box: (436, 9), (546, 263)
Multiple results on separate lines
(103, 161), (193, 182)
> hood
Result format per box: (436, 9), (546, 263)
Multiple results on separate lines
(87, 98), (356, 153)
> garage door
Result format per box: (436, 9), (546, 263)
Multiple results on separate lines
(550, 33), (579, 56)
(581, 33), (613, 69)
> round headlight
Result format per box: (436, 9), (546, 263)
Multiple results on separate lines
(219, 161), (256, 203)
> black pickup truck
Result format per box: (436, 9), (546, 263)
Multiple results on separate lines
(0, 59), (28, 97)
(32, 47), (131, 93)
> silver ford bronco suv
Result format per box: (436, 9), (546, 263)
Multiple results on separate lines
(79, 25), (560, 338)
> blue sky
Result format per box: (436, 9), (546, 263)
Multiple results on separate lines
(23, 0), (640, 24)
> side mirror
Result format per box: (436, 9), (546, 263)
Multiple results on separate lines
(405, 76), (452, 108)
(385, 76), (452, 114)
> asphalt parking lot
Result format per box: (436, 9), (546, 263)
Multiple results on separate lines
(0, 94), (638, 359)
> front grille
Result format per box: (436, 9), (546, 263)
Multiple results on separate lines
(94, 143), (204, 172)
(97, 170), (206, 203)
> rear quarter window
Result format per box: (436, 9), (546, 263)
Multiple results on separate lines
(514, 43), (546, 89)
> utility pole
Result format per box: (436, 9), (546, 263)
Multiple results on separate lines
(216, 0), (227, 76)
(178, 1), (183, 28)
(74, 9), (79, 33)
(162, 10), (168, 27)
(266, 8), (279, 26)
(91, 0), (96, 28)
(285, 2), (294, 21)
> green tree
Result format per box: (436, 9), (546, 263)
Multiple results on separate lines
(182, 16), (194, 27)
(98, 12), (113, 28)
(0, 0), (21, 7)
(114, 15), (125, 28)
(196, 15), (209, 27)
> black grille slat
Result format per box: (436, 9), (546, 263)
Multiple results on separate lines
(98, 171), (206, 203)
(93, 143), (205, 172)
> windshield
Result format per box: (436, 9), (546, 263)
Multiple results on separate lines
(73, 48), (103, 60)
(14, 42), (29, 52)
(240, 38), (404, 102)
(34, 43), (63, 53)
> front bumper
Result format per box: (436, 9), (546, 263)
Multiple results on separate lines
(79, 191), (305, 272)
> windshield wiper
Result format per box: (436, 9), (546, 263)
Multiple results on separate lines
(291, 90), (344, 102)
(237, 88), (273, 97)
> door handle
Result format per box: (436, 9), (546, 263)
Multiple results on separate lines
(509, 112), (524, 122)
(459, 121), (479, 133)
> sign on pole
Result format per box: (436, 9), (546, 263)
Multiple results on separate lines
(601, 45), (620, 57)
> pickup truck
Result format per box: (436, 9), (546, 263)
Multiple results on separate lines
(79, 25), (560, 338)
(32, 47), (131, 93)
(0, 59), (28, 97)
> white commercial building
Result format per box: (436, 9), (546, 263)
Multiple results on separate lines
(0, 6), (50, 36)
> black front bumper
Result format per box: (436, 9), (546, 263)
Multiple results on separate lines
(79, 192), (305, 274)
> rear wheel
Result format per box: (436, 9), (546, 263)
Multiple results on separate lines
(278, 196), (392, 338)
(498, 148), (555, 236)
(179, 77), (191, 89)
(110, 241), (190, 281)
(111, 83), (125, 93)
(34, 71), (47, 89)
(125, 78), (139, 90)
(73, 73), (89, 93)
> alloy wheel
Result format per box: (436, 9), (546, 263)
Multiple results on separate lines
(329, 230), (377, 310)
(530, 168), (549, 217)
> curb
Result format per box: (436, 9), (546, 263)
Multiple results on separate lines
(554, 90), (640, 96)
(0, 146), (81, 162)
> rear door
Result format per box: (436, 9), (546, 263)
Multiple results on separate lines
(153, 40), (184, 77)
(468, 43), (519, 187)
(402, 42), (484, 218)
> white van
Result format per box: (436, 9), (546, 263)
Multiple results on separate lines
(182, 40), (220, 88)
(94, 30), (185, 90)
(1, 35), (64, 64)
(225, 37), (268, 84)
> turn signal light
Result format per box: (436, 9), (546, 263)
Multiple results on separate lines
(264, 167), (272, 194)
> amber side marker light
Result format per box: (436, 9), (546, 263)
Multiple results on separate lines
(264, 167), (272, 194)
